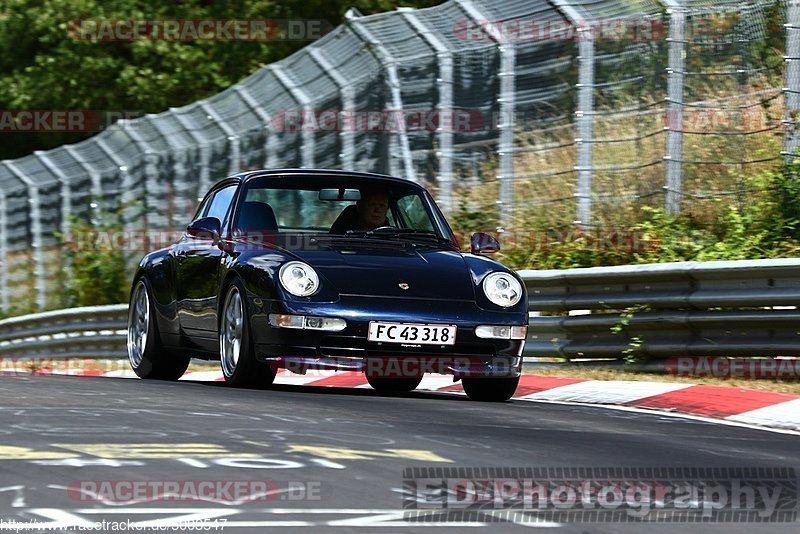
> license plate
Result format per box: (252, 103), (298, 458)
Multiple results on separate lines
(368, 322), (457, 346)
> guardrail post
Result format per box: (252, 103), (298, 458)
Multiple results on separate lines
(455, 0), (516, 228)
(308, 48), (356, 170)
(402, 9), (455, 214)
(199, 101), (242, 175)
(664, 0), (686, 214)
(0, 188), (8, 313)
(3, 162), (47, 311)
(784, 0), (800, 159)
(271, 65), (316, 169)
(232, 85), (275, 168)
(346, 11), (417, 182)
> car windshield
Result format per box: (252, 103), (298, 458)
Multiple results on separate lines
(239, 176), (451, 244)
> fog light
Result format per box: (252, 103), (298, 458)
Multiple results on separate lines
(475, 325), (528, 339)
(304, 316), (347, 331)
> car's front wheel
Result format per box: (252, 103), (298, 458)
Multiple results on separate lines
(366, 374), (423, 393)
(127, 278), (190, 380)
(462, 376), (520, 402)
(219, 279), (276, 389)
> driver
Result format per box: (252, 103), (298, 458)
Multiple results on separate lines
(355, 189), (389, 230)
(330, 188), (390, 233)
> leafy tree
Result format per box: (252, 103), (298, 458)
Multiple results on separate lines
(0, 0), (442, 160)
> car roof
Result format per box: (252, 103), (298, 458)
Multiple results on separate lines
(221, 169), (423, 189)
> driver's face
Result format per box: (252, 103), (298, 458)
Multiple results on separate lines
(357, 192), (389, 229)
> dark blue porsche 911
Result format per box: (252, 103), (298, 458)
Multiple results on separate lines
(127, 169), (527, 401)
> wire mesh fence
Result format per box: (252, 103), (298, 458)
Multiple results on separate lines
(0, 0), (791, 313)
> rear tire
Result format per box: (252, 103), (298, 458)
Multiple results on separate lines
(219, 278), (276, 389)
(127, 278), (190, 380)
(366, 375), (423, 393)
(462, 376), (520, 402)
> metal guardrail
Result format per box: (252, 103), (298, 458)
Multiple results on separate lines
(520, 259), (800, 360)
(3, 258), (800, 361)
(0, 304), (127, 359)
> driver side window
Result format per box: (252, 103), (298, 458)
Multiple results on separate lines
(192, 185), (237, 228)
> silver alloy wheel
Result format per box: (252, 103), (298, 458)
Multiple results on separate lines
(127, 281), (150, 368)
(220, 285), (244, 377)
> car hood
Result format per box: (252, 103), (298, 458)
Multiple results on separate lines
(287, 243), (475, 301)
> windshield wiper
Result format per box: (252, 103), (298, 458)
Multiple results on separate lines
(362, 228), (454, 246)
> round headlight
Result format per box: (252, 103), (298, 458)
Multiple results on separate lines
(482, 272), (522, 308)
(279, 261), (320, 297)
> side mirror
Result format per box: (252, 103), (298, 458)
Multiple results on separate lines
(187, 217), (222, 245)
(470, 232), (500, 254)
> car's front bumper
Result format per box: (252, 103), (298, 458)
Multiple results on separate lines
(248, 295), (526, 378)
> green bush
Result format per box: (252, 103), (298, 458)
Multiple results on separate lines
(61, 212), (130, 307)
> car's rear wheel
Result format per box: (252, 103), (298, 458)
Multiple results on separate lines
(127, 278), (190, 380)
(219, 279), (276, 389)
(366, 375), (423, 393)
(462, 376), (520, 402)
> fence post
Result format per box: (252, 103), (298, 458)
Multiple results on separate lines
(233, 85), (277, 169)
(147, 116), (196, 224)
(455, 0), (516, 228)
(35, 152), (73, 284)
(346, 12), (417, 181)
(171, 111), (213, 203)
(64, 146), (104, 224)
(549, 0), (595, 227)
(0, 188), (8, 313)
(96, 138), (139, 273)
(784, 0), (800, 158)
(402, 9), (455, 214)
(663, 0), (686, 214)
(308, 48), (356, 170)
(124, 122), (167, 230)
(199, 101), (242, 175)
(3, 162), (46, 311)
(271, 65), (316, 169)
(34, 152), (72, 241)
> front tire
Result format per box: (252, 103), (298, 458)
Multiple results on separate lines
(219, 279), (276, 389)
(127, 278), (190, 380)
(462, 376), (520, 402)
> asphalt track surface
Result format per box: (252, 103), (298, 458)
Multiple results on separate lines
(0, 374), (798, 533)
